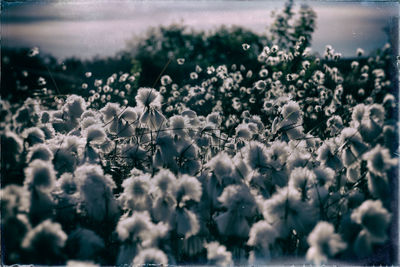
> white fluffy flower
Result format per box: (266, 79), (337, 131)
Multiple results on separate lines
(351, 104), (367, 124)
(205, 152), (233, 180)
(281, 100), (302, 125)
(231, 153), (250, 180)
(80, 110), (99, 120)
(116, 211), (153, 243)
(51, 136), (83, 175)
(132, 248), (168, 266)
(289, 167), (315, 197)
(23, 127), (45, 145)
(41, 111), (51, 123)
(340, 127), (368, 156)
(75, 164), (118, 222)
(266, 141), (290, 168)
(306, 221), (347, 265)
(24, 159), (56, 191)
(136, 87), (162, 108)
(285, 125), (305, 141)
(160, 74), (172, 85)
(169, 115), (188, 137)
(316, 140), (342, 170)
(120, 107), (137, 123)
(313, 166), (335, 186)
(100, 103), (120, 133)
(120, 173), (152, 211)
(363, 145), (396, 176)
(116, 212), (168, 264)
(263, 187), (317, 236)
(353, 229), (373, 258)
(247, 220), (278, 250)
(235, 123), (253, 139)
(84, 124), (106, 144)
(342, 147), (357, 167)
(1, 185), (30, 220)
(368, 104), (385, 124)
(28, 185), (55, 225)
(383, 93), (396, 109)
(244, 141), (269, 170)
(205, 242), (232, 267)
(152, 168), (177, 195)
(327, 115), (343, 135)
(176, 175), (202, 203)
(101, 102), (120, 122)
(359, 117), (382, 143)
(351, 200), (391, 243)
(206, 112), (222, 125)
(64, 95), (87, 120)
(155, 133), (179, 164)
(286, 149), (311, 170)
(218, 184), (255, 213)
(215, 185), (256, 237)
(22, 220), (67, 259)
(26, 143), (53, 162)
(140, 107), (166, 130)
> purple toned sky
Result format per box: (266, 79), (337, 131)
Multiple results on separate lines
(2, 1), (399, 59)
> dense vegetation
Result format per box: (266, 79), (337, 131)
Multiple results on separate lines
(1, 1), (398, 266)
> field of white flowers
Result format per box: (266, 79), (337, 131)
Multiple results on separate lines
(1, 3), (399, 267)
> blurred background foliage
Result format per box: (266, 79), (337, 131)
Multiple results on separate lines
(1, 1), (397, 107)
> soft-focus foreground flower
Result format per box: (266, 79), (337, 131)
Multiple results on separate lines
(306, 221), (346, 265)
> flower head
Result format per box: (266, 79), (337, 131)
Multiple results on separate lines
(120, 173), (152, 211)
(116, 212), (152, 243)
(363, 145), (396, 176)
(176, 175), (202, 203)
(289, 167), (315, 199)
(263, 187), (317, 236)
(132, 248), (168, 266)
(306, 221), (347, 265)
(136, 87), (162, 108)
(27, 144), (53, 162)
(22, 220), (67, 261)
(23, 127), (45, 146)
(84, 124), (106, 144)
(313, 166), (335, 187)
(281, 101), (302, 124)
(248, 220), (278, 248)
(205, 242), (232, 267)
(24, 160), (56, 191)
(120, 107), (137, 123)
(152, 168), (177, 195)
(100, 102), (120, 122)
(206, 152), (233, 180)
(243, 141), (269, 170)
(64, 95), (87, 120)
(169, 115), (188, 137)
(75, 164), (118, 221)
(351, 199), (391, 243)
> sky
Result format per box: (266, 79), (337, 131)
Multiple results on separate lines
(2, 1), (399, 59)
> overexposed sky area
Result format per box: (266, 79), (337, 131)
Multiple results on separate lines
(2, 1), (399, 59)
